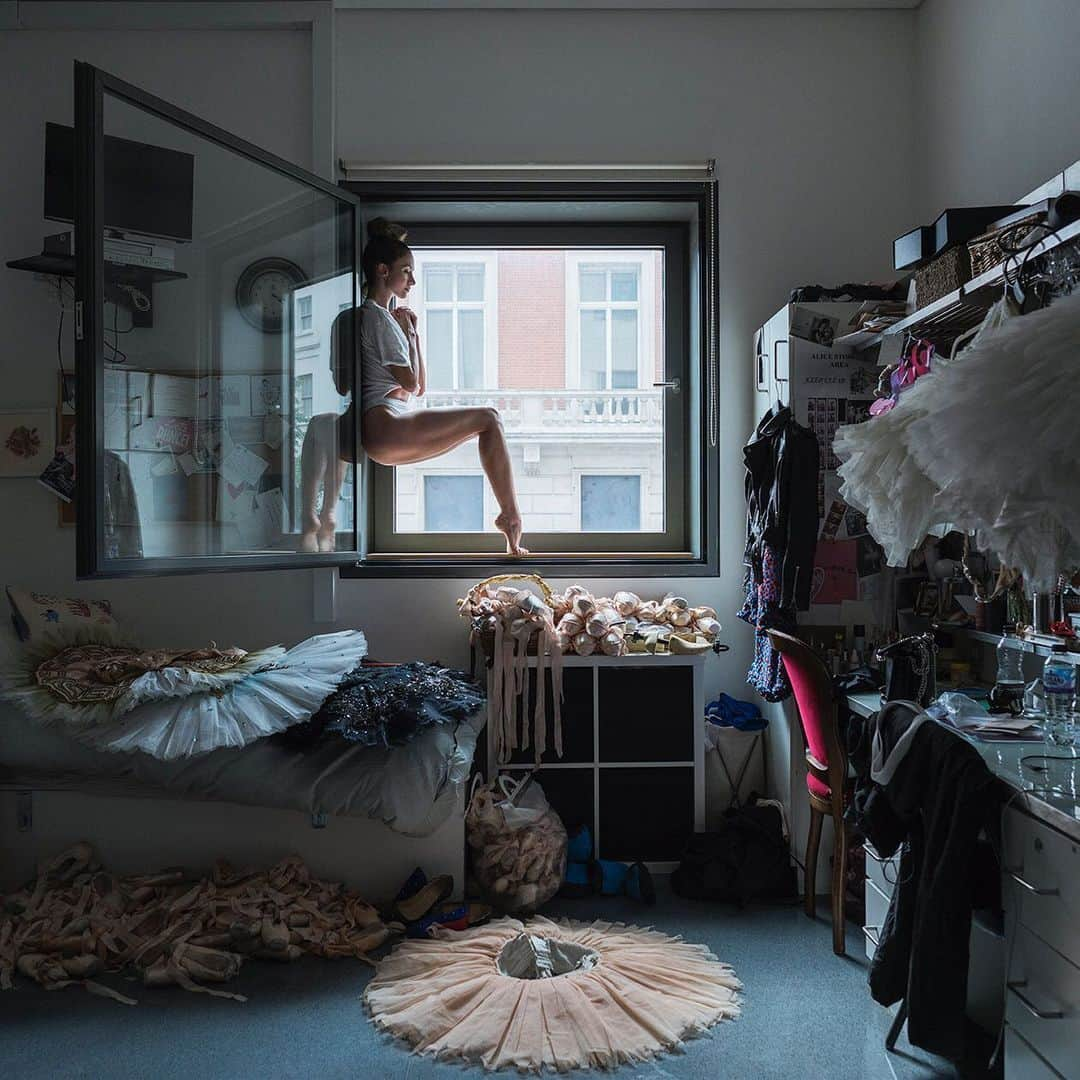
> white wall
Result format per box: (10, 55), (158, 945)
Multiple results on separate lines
(334, 6), (917, 687)
(915, 0), (1080, 213)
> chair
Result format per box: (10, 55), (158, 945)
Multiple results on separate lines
(766, 629), (849, 955)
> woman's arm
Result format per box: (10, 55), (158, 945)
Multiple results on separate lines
(392, 307), (424, 395)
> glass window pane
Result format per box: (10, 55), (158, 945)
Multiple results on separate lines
(96, 90), (357, 564)
(581, 475), (641, 531)
(390, 247), (666, 542)
(458, 309), (484, 389)
(580, 309), (607, 390)
(579, 268), (606, 302)
(426, 309), (453, 389)
(457, 265), (484, 302)
(611, 269), (638, 302)
(425, 266), (453, 301)
(424, 474), (483, 531)
(611, 309), (638, 389)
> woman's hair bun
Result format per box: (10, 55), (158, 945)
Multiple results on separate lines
(366, 217), (408, 243)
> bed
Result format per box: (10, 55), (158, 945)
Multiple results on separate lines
(0, 708), (479, 897)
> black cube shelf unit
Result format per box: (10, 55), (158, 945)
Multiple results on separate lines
(486, 654), (706, 872)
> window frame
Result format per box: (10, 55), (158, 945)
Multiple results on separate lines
(340, 179), (719, 579)
(73, 62), (365, 579)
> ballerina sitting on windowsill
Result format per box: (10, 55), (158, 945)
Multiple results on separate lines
(298, 217), (527, 555)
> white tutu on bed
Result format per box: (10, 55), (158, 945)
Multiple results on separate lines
(95, 630), (368, 760)
(905, 289), (1080, 591)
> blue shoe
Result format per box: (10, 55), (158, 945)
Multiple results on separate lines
(559, 860), (602, 899)
(566, 824), (593, 864)
(596, 860), (629, 897)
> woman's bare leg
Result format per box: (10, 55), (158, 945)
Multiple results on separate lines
(364, 405), (526, 554)
(317, 456), (350, 552)
(298, 416), (330, 553)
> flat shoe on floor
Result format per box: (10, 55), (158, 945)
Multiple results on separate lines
(396, 874), (453, 922)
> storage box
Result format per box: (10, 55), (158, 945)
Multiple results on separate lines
(893, 224), (935, 271)
(932, 205), (1020, 255)
(914, 244), (972, 307)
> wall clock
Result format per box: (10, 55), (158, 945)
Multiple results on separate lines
(235, 256), (308, 333)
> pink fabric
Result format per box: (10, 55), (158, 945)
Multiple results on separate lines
(779, 651), (833, 796)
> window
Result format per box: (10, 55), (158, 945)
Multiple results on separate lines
(423, 474), (485, 532)
(580, 474), (641, 532)
(348, 203), (715, 572)
(297, 294), (312, 332)
(569, 259), (651, 391)
(413, 253), (497, 391)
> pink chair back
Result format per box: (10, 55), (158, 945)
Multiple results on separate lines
(766, 629), (847, 805)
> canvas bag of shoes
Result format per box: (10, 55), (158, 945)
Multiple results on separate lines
(671, 794), (796, 905)
(466, 772), (567, 914)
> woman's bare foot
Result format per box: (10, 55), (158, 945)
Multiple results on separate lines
(299, 530), (319, 553)
(495, 511), (527, 555)
(317, 514), (337, 552)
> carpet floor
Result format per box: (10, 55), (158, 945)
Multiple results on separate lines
(2, 879), (981, 1080)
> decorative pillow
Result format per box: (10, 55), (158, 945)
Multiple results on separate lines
(6, 586), (120, 643)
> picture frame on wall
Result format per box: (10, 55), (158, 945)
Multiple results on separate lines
(0, 409), (55, 478)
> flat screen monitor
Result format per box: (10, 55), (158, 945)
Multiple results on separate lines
(44, 122), (195, 243)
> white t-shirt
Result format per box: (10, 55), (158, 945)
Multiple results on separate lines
(359, 298), (413, 414)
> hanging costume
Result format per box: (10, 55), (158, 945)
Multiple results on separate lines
(835, 289), (1080, 590)
(739, 405), (820, 702)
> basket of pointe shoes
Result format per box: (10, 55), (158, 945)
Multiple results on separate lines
(553, 588), (723, 656)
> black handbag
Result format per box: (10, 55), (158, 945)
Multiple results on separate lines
(876, 633), (937, 708)
(671, 795), (796, 906)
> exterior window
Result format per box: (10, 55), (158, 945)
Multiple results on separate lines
(416, 258), (492, 390)
(297, 295), (312, 332)
(580, 474), (641, 532)
(577, 265), (640, 390)
(424, 474), (484, 532)
(386, 239), (675, 552)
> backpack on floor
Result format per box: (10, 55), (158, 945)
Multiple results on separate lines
(671, 794), (797, 906)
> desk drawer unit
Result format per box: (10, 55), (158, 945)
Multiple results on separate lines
(1006, 1025), (1066, 1080)
(1007, 924), (1080, 1080)
(1003, 807), (1080, 969)
(864, 842), (900, 899)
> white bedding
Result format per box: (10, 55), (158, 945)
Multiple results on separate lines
(0, 708), (479, 838)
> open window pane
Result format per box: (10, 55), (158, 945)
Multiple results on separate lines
(79, 75), (361, 575)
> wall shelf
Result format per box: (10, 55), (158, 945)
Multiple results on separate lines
(940, 624), (1080, 662)
(854, 217), (1080, 355)
(6, 253), (186, 284)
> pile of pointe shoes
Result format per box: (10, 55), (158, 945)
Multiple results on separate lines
(0, 842), (395, 1005)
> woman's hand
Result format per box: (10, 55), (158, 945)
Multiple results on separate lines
(392, 306), (419, 337)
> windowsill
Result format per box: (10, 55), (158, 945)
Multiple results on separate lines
(340, 551), (713, 580)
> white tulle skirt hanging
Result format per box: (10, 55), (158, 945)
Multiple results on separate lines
(364, 916), (741, 1073)
(905, 288), (1080, 591)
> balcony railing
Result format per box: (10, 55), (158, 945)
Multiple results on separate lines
(418, 389), (664, 436)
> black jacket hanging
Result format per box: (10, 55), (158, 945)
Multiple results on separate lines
(743, 404), (820, 611)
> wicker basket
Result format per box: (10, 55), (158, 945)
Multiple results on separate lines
(967, 211), (1048, 276)
(465, 573), (557, 660)
(914, 245), (972, 308)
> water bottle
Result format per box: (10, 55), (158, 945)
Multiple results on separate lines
(990, 625), (1025, 714)
(1042, 645), (1076, 745)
